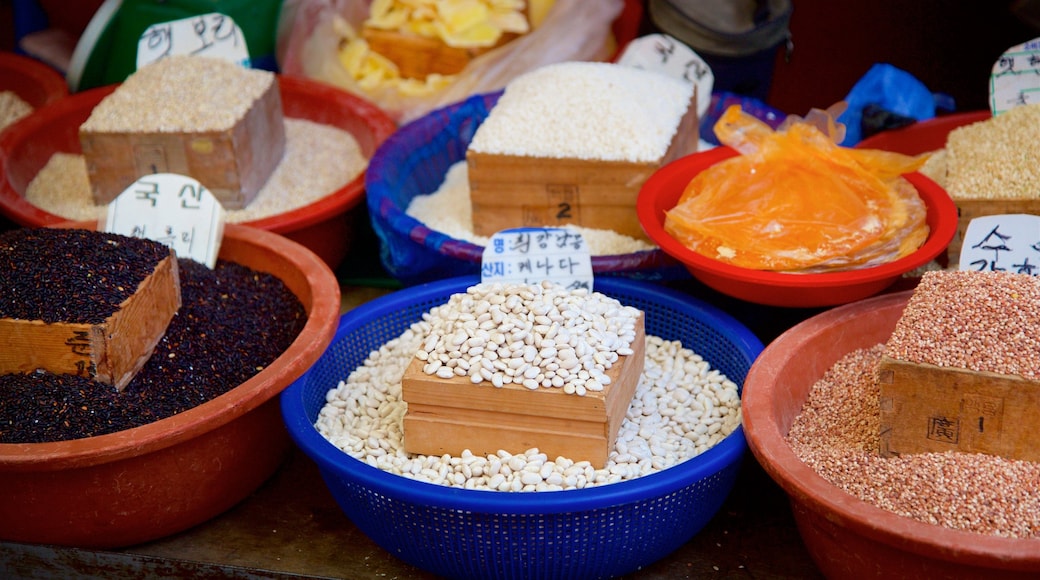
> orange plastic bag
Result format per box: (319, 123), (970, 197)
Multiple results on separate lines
(664, 104), (930, 272)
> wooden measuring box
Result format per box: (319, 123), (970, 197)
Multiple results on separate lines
(79, 78), (286, 210)
(0, 248), (181, 391)
(401, 313), (645, 468)
(466, 90), (699, 242)
(878, 356), (1040, 462)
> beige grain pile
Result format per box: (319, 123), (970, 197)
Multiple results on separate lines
(0, 91), (33, 132)
(406, 160), (656, 256)
(80, 56), (274, 133)
(24, 118), (365, 222)
(925, 104), (1040, 200)
(788, 344), (1040, 538)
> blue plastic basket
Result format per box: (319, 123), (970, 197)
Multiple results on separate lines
(281, 276), (763, 579)
(365, 92), (691, 286)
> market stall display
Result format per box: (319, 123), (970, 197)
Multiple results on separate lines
(0, 223), (340, 548)
(742, 288), (1040, 578)
(366, 90), (691, 286)
(0, 73), (396, 269)
(281, 276), (761, 578)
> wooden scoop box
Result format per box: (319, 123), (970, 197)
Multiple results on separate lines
(0, 243), (181, 391)
(79, 79), (286, 210)
(401, 314), (645, 468)
(466, 89), (700, 242)
(879, 357), (1040, 463)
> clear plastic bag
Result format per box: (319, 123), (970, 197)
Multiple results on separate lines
(665, 104), (930, 272)
(277, 0), (623, 123)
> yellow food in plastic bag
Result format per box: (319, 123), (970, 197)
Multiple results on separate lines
(664, 105), (931, 272)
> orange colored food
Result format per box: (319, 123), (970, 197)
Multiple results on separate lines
(664, 105), (931, 272)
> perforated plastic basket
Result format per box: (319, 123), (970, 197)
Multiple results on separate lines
(281, 276), (763, 579)
(365, 92), (690, 286)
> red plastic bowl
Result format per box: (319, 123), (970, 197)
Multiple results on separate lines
(742, 291), (1040, 578)
(636, 147), (958, 308)
(0, 222), (341, 549)
(0, 75), (397, 269)
(0, 52), (68, 111)
(856, 111), (992, 154)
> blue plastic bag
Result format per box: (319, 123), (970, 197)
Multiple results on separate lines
(838, 63), (937, 146)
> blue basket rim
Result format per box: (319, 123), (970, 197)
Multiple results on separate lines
(363, 91), (672, 268)
(282, 276), (762, 515)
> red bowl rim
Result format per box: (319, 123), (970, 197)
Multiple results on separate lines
(0, 222), (341, 470)
(636, 146), (959, 291)
(0, 52), (68, 109)
(0, 74), (396, 232)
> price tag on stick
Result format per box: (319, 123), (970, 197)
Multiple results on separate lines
(104, 173), (226, 268)
(481, 228), (594, 291)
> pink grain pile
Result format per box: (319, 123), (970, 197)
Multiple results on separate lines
(787, 279), (1040, 538)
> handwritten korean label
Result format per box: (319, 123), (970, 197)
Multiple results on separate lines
(136, 13), (250, 70)
(104, 173), (225, 268)
(481, 228), (594, 290)
(958, 214), (1040, 274)
(615, 33), (714, 119)
(989, 37), (1040, 116)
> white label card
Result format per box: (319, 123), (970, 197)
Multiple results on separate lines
(615, 33), (714, 118)
(104, 173), (226, 268)
(481, 228), (594, 290)
(959, 214), (1040, 275)
(136, 13), (250, 70)
(989, 37), (1040, 116)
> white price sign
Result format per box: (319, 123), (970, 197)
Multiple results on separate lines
(136, 13), (250, 70)
(989, 37), (1040, 116)
(481, 228), (594, 290)
(615, 33), (714, 119)
(959, 214), (1040, 275)
(104, 173), (226, 268)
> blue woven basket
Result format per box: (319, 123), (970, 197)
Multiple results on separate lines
(281, 277), (763, 579)
(365, 92), (690, 286)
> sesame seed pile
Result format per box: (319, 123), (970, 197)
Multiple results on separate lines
(80, 56), (274, 133)
(467, 61), (693, 163)
(886, 270), (1040, 380)
(945, 104), (1040, 200)
(788, 345), (1040, 538)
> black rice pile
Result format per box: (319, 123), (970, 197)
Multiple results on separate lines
(0, 257), (307, 443)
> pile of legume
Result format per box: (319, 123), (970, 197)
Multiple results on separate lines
(316, 282), (741, 491)
(788, 344), (1040, 538)
(0, 227), (171, 324)
(415, 282), (641, 394)
(0, 256), (306, 444)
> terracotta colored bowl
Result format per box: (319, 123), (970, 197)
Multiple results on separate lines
(742, 291), (1040, 578)
(856, 111), (991, 154)
(0, 52), (68, 111)
(636, 147), (958, 308)
(0, 75), (397, 269)
(0, 223), (341, 549)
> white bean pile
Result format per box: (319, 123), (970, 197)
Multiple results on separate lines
(316, 284), (742, 492)
(415, 282), (641, 395)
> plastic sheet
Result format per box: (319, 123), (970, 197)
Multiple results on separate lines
(665, 105), (930, 272)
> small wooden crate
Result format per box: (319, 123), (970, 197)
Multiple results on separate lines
(878, 356), (1040, 462)
(0, 253), (181, 391)
(401, 314), (645, 468)
(946, 198), (1040, 262)
(79, 81), (286, 210)
(466, 91), (699, 241)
